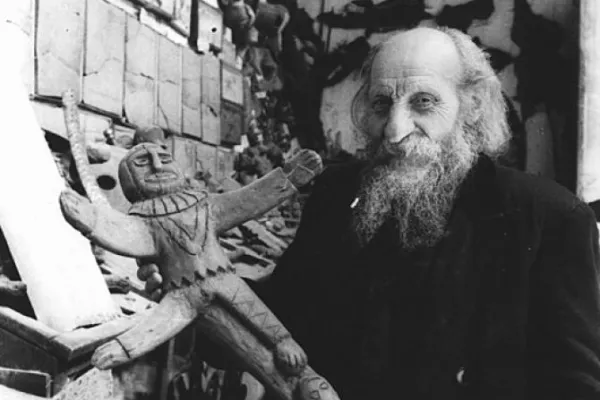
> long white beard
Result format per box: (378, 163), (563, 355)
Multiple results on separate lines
(353, 126), (477, 250)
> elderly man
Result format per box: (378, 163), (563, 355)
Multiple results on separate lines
(140, 27), (600, 399)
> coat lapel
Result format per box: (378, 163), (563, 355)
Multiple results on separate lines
(460, 159), (527, 400)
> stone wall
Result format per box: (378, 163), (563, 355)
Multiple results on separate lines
(6, 0), (240, 190)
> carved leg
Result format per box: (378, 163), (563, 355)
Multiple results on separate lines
(208, 273), (307, 376)
(92, 283), (207, 369)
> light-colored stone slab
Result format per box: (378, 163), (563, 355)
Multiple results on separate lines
(182, 48), (202, 138)
(83, 0), (126, 115)
(157, 36), (182, 133)
(36, 0), (85, 98)
(124, 17), (157, 127)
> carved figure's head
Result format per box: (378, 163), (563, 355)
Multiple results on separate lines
(119, 143), (186, 203)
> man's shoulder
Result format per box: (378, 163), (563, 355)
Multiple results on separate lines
(494, 165), (587, 217)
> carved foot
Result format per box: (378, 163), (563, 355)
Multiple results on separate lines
(92, 339), (130, 370)
(296, 371), (340, 400)
(283, 150), (323, 189)
(274, 337), (307, 376)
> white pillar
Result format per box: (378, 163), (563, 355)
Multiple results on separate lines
(578, 0), (600, 202)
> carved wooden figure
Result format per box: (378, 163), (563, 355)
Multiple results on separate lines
(59, 91), (340, 400)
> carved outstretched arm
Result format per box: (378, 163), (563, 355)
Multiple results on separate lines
(212, 149), (323, 235)
(59, 189), (158, 258)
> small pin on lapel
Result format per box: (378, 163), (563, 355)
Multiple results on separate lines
(350, 197), (360, 209)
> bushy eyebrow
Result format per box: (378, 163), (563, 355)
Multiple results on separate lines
(369, 80), (443, 101)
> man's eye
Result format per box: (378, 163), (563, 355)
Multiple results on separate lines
(411, 93), (437, 111)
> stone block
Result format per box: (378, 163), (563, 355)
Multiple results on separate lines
(201, 54), (221, 107)
(83, 0), (126, 115)
(36, 0), (85, 98)
(182, 48), (202, 138)
(196, 1), (223, 52)
(124, 17), (157, 127)
(201, 103), (220, 144)
(221, 63), (244, 106)
(157, 36), (182, 133)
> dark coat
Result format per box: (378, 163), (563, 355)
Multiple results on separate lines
(260, 155), (600, 400)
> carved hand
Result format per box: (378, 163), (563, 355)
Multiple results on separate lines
(59, 189), (98, 238)
(274, 336), (308, 375)
(283, 149), (323, 189)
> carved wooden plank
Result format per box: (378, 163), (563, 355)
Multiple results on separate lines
(182, 48), (202, 138)
(0, 328), (58, 376)
(157, 36), (182, 133)
(216, 147), (236, 180)
(578, 0), (600, 202)
(201, 54), (221, 107)
(221, 100), (243, 145)
(173, 0), (193, 35)
(31, 102), (111, 142)
(124, 17), (158, 128)
(196, 1), (223, 52)
(83, 0), (126, 116)
(222, 63), (244, 106)
(36, 0), (85, 98)
(0, 367), (51, 398)
(201, 103), (221, 144)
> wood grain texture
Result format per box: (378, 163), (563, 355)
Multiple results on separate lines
(83, 0), (126, 115)
(157, 36), (182, 133)
(36, 0), (85, 98)
(182, 48), (202, 138)
(124, 17), (157, 127)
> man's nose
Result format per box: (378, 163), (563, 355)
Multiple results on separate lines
(384, 104), (415, 144)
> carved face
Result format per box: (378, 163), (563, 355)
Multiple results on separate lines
(119, 143), (186, 203)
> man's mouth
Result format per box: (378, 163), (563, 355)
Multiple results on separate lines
(145, 172), (178, 183)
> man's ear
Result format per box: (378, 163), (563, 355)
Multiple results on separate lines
(463, 86), (484, 125)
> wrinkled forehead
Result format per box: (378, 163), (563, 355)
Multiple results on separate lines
(369, 29), (463, 84)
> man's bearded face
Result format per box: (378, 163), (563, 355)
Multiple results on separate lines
(353, 119), (477, 250)
(352, 29), (479, 250)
